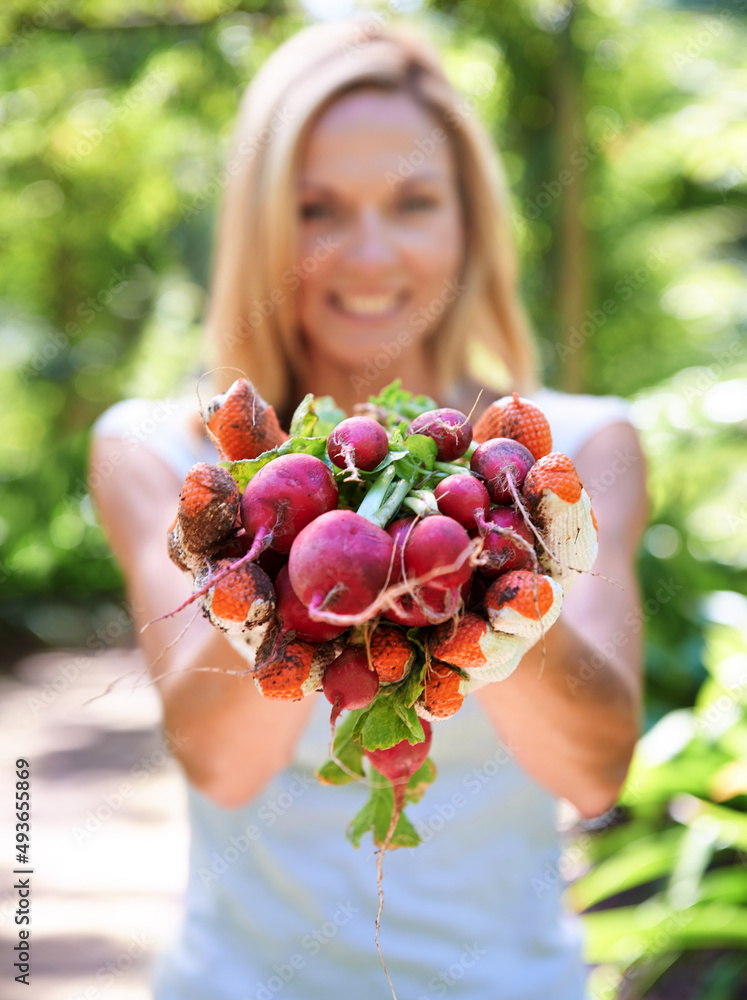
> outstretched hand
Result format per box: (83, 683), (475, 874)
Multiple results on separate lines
(422, 450), (599, 699)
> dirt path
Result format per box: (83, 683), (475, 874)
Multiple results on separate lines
(0, 646), (187, 999)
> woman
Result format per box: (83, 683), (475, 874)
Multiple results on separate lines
(90, 15), (647, 999)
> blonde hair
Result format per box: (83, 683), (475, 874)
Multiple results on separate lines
(202, 15), (539, 414)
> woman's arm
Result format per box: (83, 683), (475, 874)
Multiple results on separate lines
(475, 420), (648, 819)
(89, 436), (316, 809)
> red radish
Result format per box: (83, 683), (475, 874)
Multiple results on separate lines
(240, 453), (338, 556)
(410, 408), (472, 461)
(470, 437), (534, 504)
(323, 645), (379, 733)
(288, 509), (394, 621)
(274, 565), (347, 643)
(364, 720), (433, 975)
(384, 578), (471, 627)
(433, 474), (489, 529)
(385, 515), (472, 625)
(327, 416), (389, 479)
(386, 515), (419, 583)
(477, 506), (534, 578)
(256, 547), (288, 582)
(403, 515), (473, 593)
(220, 530), (289, 583)
(364, 719), (432, 794)
(215, 526), (252, 560)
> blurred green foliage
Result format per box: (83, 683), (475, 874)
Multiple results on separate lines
(572, 608), (747, 998)
(1, 0), (746, 994)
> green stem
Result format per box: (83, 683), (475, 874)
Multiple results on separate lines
(402, 489), (438, 518)
(367, 478), (411, 529)
(357, 465), (395, 522)
(434, 460), (469, 476)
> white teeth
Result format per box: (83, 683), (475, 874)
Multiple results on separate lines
(336, 293), (401, 315)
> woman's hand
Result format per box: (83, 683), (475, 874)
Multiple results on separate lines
(451, 439), (601, 693)
(89, 435), (317, 809)
(474, 420), (648, 819)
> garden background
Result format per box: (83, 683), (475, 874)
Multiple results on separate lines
(1, 0), (746, 997)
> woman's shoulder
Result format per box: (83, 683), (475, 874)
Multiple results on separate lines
(530, 385), (631, 418)
(447, 379), (633, 459)
(91, 395), (218, 481)
(451, 378), (631, 419)
(529, 386), (633, 462)
(92, 395), (190, 437)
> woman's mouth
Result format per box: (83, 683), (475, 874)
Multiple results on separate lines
(329, 291), (409, 319)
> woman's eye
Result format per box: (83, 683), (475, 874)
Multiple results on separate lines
(300, 202), (332, 221)
(400, 195), (436, 211)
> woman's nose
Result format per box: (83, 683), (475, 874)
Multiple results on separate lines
(345, 207), (397, 267)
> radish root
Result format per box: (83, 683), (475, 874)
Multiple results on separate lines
(374, 783), (406, 1000)
(306, 538), (482, 627)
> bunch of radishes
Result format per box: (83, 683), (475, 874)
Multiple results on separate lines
(165, 377), (598, 853)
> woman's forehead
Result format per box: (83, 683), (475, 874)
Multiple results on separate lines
(298, 88), (457, 189)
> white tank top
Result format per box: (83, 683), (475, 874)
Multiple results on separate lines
(92, 386), (631, 1000)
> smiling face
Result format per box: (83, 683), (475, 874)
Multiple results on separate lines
(295, 87), (465, 373)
